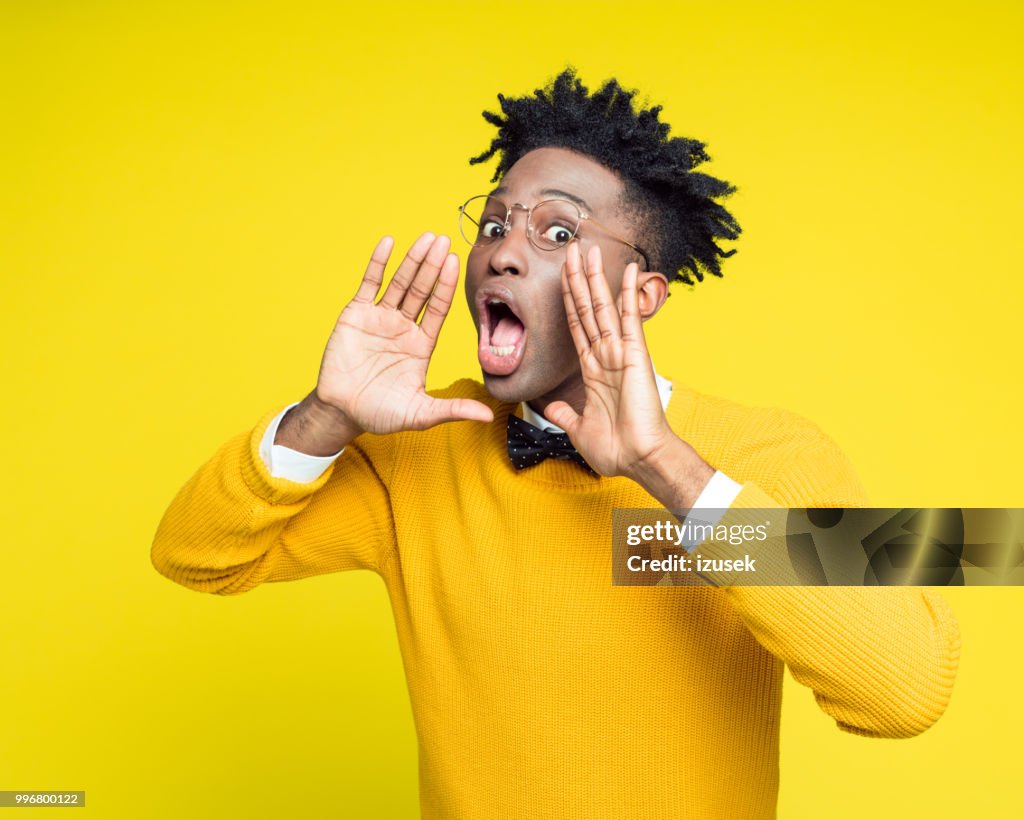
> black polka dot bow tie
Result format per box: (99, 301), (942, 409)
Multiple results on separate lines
(506, 414), (597, 475)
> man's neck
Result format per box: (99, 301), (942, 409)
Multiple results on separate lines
(525, 378), (586, 420)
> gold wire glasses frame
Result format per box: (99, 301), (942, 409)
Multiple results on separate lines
(457, 194), (651, 272)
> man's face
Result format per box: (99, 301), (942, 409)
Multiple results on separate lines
(463, 146), (642, 409)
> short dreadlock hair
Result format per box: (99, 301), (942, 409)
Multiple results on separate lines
(469, 67), (740, 287)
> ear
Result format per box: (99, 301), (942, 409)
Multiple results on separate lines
(635, 271), (669, 321)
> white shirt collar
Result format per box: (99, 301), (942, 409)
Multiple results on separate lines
(520, 361), (673, 433)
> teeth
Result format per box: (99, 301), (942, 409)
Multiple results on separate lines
(487, 298), (505, 305)
(489, 344), (515, 357)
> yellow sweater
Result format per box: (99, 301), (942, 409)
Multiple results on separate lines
(151, 379), (960, 820)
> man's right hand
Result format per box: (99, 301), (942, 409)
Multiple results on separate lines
(274, 232), (494, 457)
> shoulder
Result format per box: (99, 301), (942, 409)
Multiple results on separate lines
(667, 385), (868, 506)
(667, 385), (829, 451)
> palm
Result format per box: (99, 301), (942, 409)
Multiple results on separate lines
(319, 303), (432, 433)
(316, 234), (493, 435)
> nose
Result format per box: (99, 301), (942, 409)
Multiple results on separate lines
(487, 206), (531, 277)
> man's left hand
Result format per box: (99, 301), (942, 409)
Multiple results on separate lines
(544, 243), (716, 507)
(543, 242), (673, 478)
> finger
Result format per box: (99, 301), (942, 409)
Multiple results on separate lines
(561, 256), (592, 358)
(585, 244), (622, 340)
(543, 400), (580, 439)
(378, 232), (436, 310)
(414, 397), (495, 430)
(399, 234), (451, 321)
(419, 252), (460, 342)
(564, 241), (601, 343)
(353, 236), (395, 304)
(620, 262), (644, 342)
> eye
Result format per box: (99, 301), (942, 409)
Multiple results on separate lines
(480, 219), (505, 239)
(540, 223), (574, 246)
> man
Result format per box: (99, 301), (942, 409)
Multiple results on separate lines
(152, 69), (959, 819)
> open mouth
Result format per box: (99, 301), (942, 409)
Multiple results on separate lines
(478, 295), (527, 377)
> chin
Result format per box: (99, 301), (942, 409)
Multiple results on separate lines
(480, 371), (530, 404)
(480, 358), (575, 409)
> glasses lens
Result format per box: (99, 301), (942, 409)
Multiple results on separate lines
(459, 195), (507, 246)
(530, 200), (581, 250)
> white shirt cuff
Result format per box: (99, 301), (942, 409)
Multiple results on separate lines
(677, 470), (743, 549)
(691, 470), (743, 512)
(259, 402), (344, 483)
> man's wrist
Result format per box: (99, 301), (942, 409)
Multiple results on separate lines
(275, 390), (362, 456)
(628, 433), (715, 510)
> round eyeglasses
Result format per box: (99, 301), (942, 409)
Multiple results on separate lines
(457, 194), (650, 271)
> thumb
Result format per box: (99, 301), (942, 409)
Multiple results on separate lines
(416, 397), (495, 429)
(543, 401), (580, 438)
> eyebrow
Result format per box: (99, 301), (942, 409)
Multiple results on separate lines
(489, 186), (593, 213)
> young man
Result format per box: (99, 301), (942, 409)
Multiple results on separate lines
(152, 69), (959, 819)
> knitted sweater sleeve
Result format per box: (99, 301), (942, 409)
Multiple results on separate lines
(703, 426), (960, 739)
(151, 406), (397, 595)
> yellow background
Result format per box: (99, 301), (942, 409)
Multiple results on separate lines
(2, 1), (1021, 817)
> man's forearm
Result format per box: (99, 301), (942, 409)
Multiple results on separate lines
(274, 390), (362, 456)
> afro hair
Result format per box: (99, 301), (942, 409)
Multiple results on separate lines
(470, 67), (740, 287)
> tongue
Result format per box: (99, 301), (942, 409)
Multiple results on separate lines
(492, 315), (524, 346)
